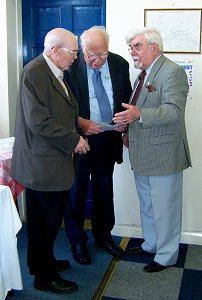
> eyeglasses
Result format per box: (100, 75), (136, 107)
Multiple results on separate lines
(85, 49), (108, 61)
(128, 42), (155, 54)
(128, 43), (144, 53)
(52, 46), (78, 56)
(60, 47), (78, 56)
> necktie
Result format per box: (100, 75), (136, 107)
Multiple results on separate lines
(92, 69), (112, 123)
(131, 70), (146, 106)
(58, 72), (69, 97)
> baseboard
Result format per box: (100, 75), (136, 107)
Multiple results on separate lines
(112, 224), (202, 246)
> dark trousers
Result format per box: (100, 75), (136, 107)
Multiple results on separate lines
(26, 188), (67, 282)
(64, 188), (88, 246)
(64, 132), (116, 244)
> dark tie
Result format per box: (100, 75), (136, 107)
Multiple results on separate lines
(92, 69), (112, 123)
(131, 70), (146, 106)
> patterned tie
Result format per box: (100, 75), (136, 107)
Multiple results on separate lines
(131, 70), (146, 106)
(92, 69), (112, 123)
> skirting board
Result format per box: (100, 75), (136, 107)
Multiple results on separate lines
(112, 224), (202, 246)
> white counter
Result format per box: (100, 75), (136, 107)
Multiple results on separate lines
(0, 185), (23, 300)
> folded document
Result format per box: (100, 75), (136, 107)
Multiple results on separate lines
(96, 122), (120, 131)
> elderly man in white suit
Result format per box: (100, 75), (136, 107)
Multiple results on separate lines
(113, 27), (191, 273)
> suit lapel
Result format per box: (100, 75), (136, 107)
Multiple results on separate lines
(72, 52), (90, 110)
(137, 54), (166, 108)
(107, 53), (119, 114)
(36, 55), (73, 105)
(53, 77), (73, 105)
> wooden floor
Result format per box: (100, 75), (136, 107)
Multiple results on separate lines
(84, 219), (92, 230)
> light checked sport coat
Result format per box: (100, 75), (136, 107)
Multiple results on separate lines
(128, 54), (191, 176)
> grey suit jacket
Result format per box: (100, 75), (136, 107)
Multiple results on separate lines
(129, 54), (191, 175)
(11, 54), (80, 191)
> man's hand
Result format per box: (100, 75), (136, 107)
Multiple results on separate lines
(113, 103), (141, 124)
(79, 117), (103, 135)
(74, 136), (90, 154)
(113, 123), (128, 132)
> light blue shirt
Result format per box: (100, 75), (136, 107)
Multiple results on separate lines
(145, 54), (162, 81)
(87, 62), (114, 123)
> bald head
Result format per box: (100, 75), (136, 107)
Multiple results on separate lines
(44, 28), (77, 55)
(43, 28), (78, 71)
(80, 26), (109, 51)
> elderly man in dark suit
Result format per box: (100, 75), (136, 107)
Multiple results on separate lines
(64, 26), (132, 264)
(11, 28), (90, 294)
(113, 27), (191, 273)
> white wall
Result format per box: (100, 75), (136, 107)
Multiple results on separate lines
(0, 0), (22, 138)
(0, 0), (10, 137)
(106, 0), (202, 244)
(1, 0), (202, 244)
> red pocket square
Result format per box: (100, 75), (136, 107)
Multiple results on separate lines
(145, 82), (156, 92)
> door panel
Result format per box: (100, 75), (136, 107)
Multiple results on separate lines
(22, 0), (106, 65)
(73, 6), (104, 37)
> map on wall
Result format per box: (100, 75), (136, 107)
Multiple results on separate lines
(144, 9), (201, 53)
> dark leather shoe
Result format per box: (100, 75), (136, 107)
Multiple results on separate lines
(95, 240), (124, 258)
(7, 289), (14, 297)
(55, 260), (70, 272)
(143, 261), (167, 273)
(71, 244), (91, 265)
(34, 274), (78, 294)
(127, 246), (149, 256)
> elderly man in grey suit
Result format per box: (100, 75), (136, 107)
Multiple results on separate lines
(113, 27), (191, 273)
(11, 28), (90, 294)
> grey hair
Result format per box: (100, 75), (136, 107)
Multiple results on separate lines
(44, 28), (70, 50)
(125, 27), (163, 52)
(80, 26), (109, 49)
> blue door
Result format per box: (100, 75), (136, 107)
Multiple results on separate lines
(22, 0), (106, 218)
(22, 0), (106, 65)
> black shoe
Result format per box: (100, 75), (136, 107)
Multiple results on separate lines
(143, 261), (167, 273)
(7, 289), (14, 297)
(71, 244), (91, 265)
(127, 246), (149, 256)
(55, 260), (70, 272)
(95, 240), (124, 258)
(34, 274), (78, 294)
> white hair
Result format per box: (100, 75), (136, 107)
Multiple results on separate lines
(80, 26), (109, 49)
(44, 28), (72, 50)
(125, 27), (163, 52)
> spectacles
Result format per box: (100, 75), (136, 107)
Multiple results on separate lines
(85, 50), (108, 61)
(128, 43), (144, 53)
(60, 47), (78, 56)
(52, 45), (78, 56)
(128, 42), (155, 54)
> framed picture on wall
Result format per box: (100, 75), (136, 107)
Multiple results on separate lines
(144, 9), (202, 53)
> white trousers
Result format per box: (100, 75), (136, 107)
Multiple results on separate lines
(134, 172), (183, 266)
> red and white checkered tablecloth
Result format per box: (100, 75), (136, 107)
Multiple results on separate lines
(0, 152), (24, 202)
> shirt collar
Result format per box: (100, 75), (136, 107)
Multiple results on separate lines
(87, 60), (108, 73)
(42, 53), (63, 79)
(146, 54), (162, 75)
